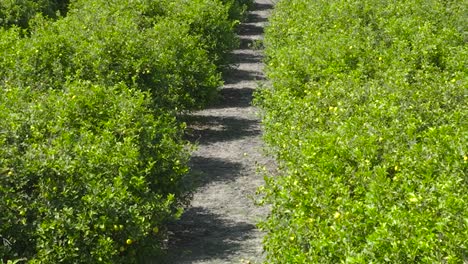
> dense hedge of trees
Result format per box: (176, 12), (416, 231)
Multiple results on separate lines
(0, 0), (251, 262)
(0, 0), (69, 28)
(0, 0), (248, 111)
(256, 0), (467, 263)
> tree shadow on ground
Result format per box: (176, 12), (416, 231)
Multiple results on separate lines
(230, 51), (263, 64)
(161, 1), (273, 263)
(238, 23), (264, 36)
(188, 156), (244, 187)
(246, 13), (269, 23)
(208, 87), (254, 109)
(183, 115), (260, 144)
(253, 2), (274, 11)
(224, 68), (264, 84)
(239, 37), (265, 50)
(160, 207), (257, 264)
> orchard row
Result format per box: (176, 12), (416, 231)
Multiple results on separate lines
(256, 0), (467, 263)
(0, 0), (251, 263)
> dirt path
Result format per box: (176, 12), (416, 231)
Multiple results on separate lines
(161, 1), (274, 263)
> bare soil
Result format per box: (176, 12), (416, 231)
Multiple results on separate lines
(160, 1), (274, 263)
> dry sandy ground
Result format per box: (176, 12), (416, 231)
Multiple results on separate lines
(159, 1), (275, 263)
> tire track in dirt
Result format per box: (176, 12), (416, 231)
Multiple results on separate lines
(161, 1), (274, 263)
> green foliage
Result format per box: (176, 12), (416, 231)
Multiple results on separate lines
(0, 0), (223, 111)
(0, 0), (69, 28)
(162, 0), (241, 69)
(256, 0), (468, 263)
(223, 0), (253, 22)
(0, 81), (189, 263)
(0, 0), (252, 262)
(0, 0), (253, 111)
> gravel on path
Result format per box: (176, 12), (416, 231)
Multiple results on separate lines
(160, 1), (274, 263)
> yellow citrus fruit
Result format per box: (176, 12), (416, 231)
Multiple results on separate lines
(152, 227), (159, 234)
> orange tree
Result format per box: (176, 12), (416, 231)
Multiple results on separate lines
(0, 0), (252, 262)
(256, 0), (467, 262)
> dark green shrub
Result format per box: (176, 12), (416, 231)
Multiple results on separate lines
(162, 0), (240, 69)
(0, 0), (252, 111)
(0, 1), (222, 111)
(0, 0), (69, 29)
(0, 0), (252, 261)
(0, 81), (190, 263)
(256, 0), (468, 263)
(151, 0), (252, 69)
(221, 0), (253, 22)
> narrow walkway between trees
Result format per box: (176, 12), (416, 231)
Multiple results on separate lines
(162, 1), (274, 263)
